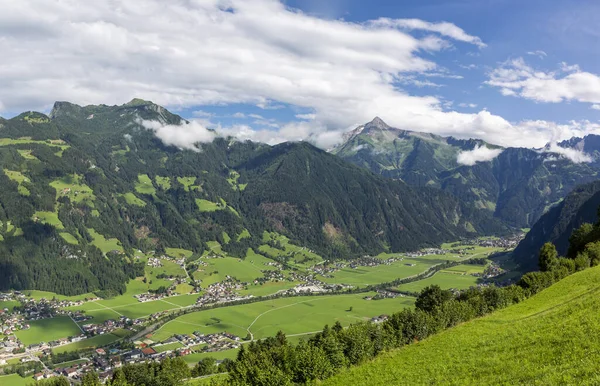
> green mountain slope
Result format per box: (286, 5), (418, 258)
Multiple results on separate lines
(0, 100), (505, 295)
(325, 265), (600, 386)
(334, 118), (599, 228)
(513, 180), (600, 270)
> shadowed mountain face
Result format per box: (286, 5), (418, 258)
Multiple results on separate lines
(0, 101), (505, 295)
(513, 180), (600, 270)
(334, 118), (600, 229)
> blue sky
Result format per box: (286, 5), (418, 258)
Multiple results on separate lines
(2, 0), (600, 148)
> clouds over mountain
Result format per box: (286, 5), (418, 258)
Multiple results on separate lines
(1, 0), (599, 149)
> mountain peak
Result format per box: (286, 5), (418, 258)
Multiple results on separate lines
(365, 116), (390, 131)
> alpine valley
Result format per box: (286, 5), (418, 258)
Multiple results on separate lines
(2, 100), (600, 386)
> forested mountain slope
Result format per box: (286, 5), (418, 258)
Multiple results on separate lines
(0, 100), (503, 295)
(334, 118), (600, 228)
(324, 265), (600, 385)
(513, 180), (600, 270)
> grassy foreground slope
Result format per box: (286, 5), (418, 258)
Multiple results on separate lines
(325, 266), (600, 386)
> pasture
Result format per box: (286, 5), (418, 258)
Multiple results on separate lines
(151, 293), (415, 343)
(88, 228), (123, 254)
(15, 316), (81, 346)
(155, 176), (171, 190)
(135, 174), (156, 195)
(122, 192), (146, 206)
(33, 210), (63, 229)
(177, 176), (202, 192)
(49, 174), (95, 204)
(0, 374), (30, 386)
(395, 271), (481, 293)
(52, 333), (121, 354)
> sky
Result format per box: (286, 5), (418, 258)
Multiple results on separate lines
(2, 0), (600, 149)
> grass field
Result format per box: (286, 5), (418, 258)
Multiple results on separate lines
(0, 138), (69, 150)
(135, 174), (156, 195)
(183, 349), (239, 365)
(23, 290), (96, 302)
(88, 228), (123, 254)
(0, 300), (21, 311)
(155, 176), (171, 190)
(60, 232), (79, 245)
(154, 342), (184, 353)
(178, 177), (201, 192)
(395, 271), (481, 293)
(166, 248), (193, 259)
(49, 174), (95, 204)
(151, 293), (415, 343)
(237, 229), (251, 241)
(4, 169), (30, 196)
(15, 316), (81, 346)
(33, 210), (64, 229)
(52, 333), (121, 354)
(325, 266), (600, 386)
(196, 199), (226, 212)
(0, 374), (31, 386)
(193, 249), (278, 288)
(122, 192), (146, 206)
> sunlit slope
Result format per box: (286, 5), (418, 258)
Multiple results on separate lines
(325, 266), (600, 385)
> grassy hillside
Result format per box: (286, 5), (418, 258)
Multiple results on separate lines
(325, 265), (600, 386)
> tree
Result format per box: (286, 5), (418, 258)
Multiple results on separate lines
(192, 357), (217, 377)
(415, 285), (453, 313)
(82, 371), (101, 386)
(538, 242), (558, 271)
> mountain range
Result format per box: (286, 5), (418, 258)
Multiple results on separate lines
(0, 100), (503, 295)
(1, 100), (599, 295)
(333, 117), (600, 229)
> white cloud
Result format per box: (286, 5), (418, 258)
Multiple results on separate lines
(371, 18), (487, 48)
(487, 58), (600, 104)
(592, 104), (600, 110)
(295, 113), (316, 120)
(457, 146), (503, 165)
(458, 64), (478, 70)
(458, 103), (477, 108)
(192, 110), (214, 118)
(139, 119), (215, 151)
(0, 0), (598, 150)
(542, 143), (592, 163)
(527, 50), (547, 59)
(232, 112), (247, 118)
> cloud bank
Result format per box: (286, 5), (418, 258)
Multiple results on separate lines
(139, 119), (215, 151)
(544, 143), (593, 163)
(1, 0), (599, 149)
(457, 146), (504, 166)
(487, 58), (600, 105)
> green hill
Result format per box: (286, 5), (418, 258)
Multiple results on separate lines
(324, 265), (600, 385)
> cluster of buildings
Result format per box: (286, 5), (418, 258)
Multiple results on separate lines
(195, 278), (252, 306)
(81, 316), (138, 336)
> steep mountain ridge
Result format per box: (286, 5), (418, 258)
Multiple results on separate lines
(334, 118), (600, 228)
(513, 180), (600, 270)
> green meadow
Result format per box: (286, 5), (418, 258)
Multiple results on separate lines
(49, 174), (95, 204)
(151, 293), (415, 343)
(15, 316), (81, 346)
(135, 174), (156, 195)
(325, 266), (600, 386)
(88, 228), (123, 254)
